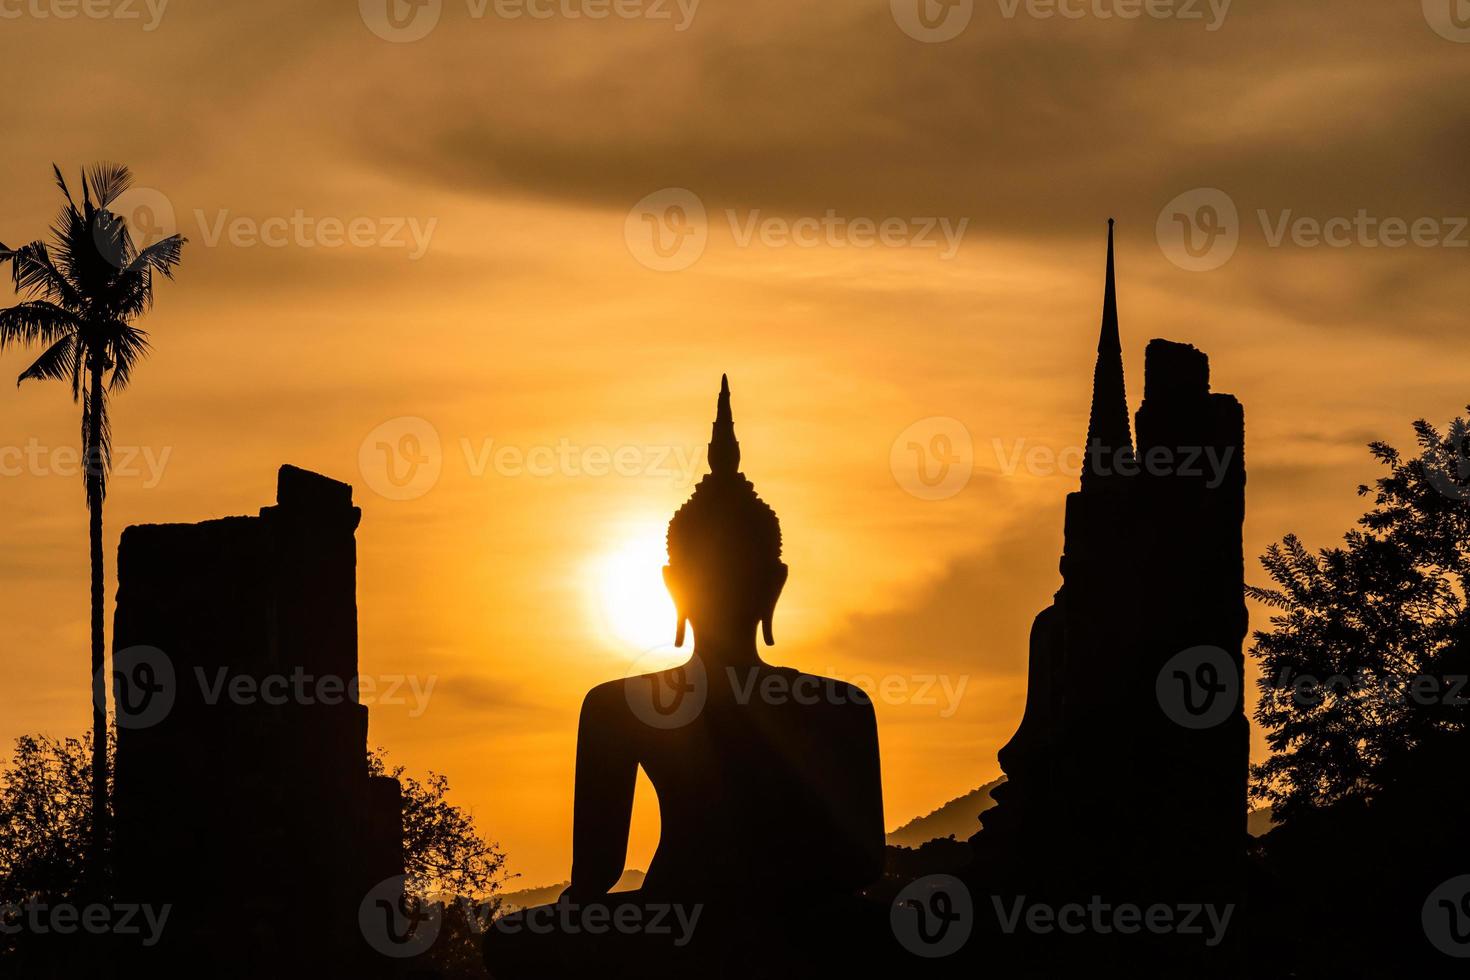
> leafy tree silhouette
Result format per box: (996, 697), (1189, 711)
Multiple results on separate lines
(0, 732), (112, 976)
(1246, 411), (1470, 978)
(0, 733), (109, 912)
(1248, 411), (1470, 824)
(369, 748), (514, 904)
(0, 737), (511, 978)
(370, 747), (515, 978)
(0, 164), (186, 890)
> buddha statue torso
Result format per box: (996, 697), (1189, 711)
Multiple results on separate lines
(577, 661), (883, 904)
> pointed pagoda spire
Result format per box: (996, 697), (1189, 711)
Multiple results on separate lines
(1082, 219), (1134, 490)
(1101, 218), (1120, 356)
(708, 373), (741, 476)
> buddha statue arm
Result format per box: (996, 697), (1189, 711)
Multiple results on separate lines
(806, 690), (887, 891)
(565, 683), (638, 901)
(848, 698), (886, 888)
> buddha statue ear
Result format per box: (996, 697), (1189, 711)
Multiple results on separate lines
(762, 563), (790, 647)
(664, 565), (688, 647)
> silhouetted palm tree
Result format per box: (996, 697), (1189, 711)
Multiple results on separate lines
(0, 163), (185, 887)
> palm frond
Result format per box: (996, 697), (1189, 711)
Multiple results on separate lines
(85, 163), (133, 209)
(50, 164), (76, 210)
(7, 242), (82, 308)
(107, 326), (151, 391)
(45, 205), (88, 288)
(17, 335), (78, 387)
(124, 235), (185, 280)
(0, 301), (80, 350)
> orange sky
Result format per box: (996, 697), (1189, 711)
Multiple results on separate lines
(2, 1), (1468, 885)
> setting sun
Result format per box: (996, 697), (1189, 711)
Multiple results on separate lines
(592, 523), (679, 653)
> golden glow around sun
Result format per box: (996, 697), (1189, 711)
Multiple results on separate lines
(593, 522), (679, 653)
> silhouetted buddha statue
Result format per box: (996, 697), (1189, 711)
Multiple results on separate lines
(486, 377), (887, 979)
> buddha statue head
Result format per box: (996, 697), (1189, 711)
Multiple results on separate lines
(664, 376), (787, 652)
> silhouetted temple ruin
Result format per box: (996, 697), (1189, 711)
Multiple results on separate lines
(968, 223), (1249, 964)
(112, 466), (403, 977)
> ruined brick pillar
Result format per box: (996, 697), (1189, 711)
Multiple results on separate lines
(112, 466), (404, 977)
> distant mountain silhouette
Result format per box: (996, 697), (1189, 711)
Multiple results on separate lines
(887, 778), (1005, 848)
(888, 777), (1272, 850)
(501, 870), (647, 911)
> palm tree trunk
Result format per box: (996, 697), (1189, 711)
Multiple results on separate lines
(87, 362), (107, 893)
